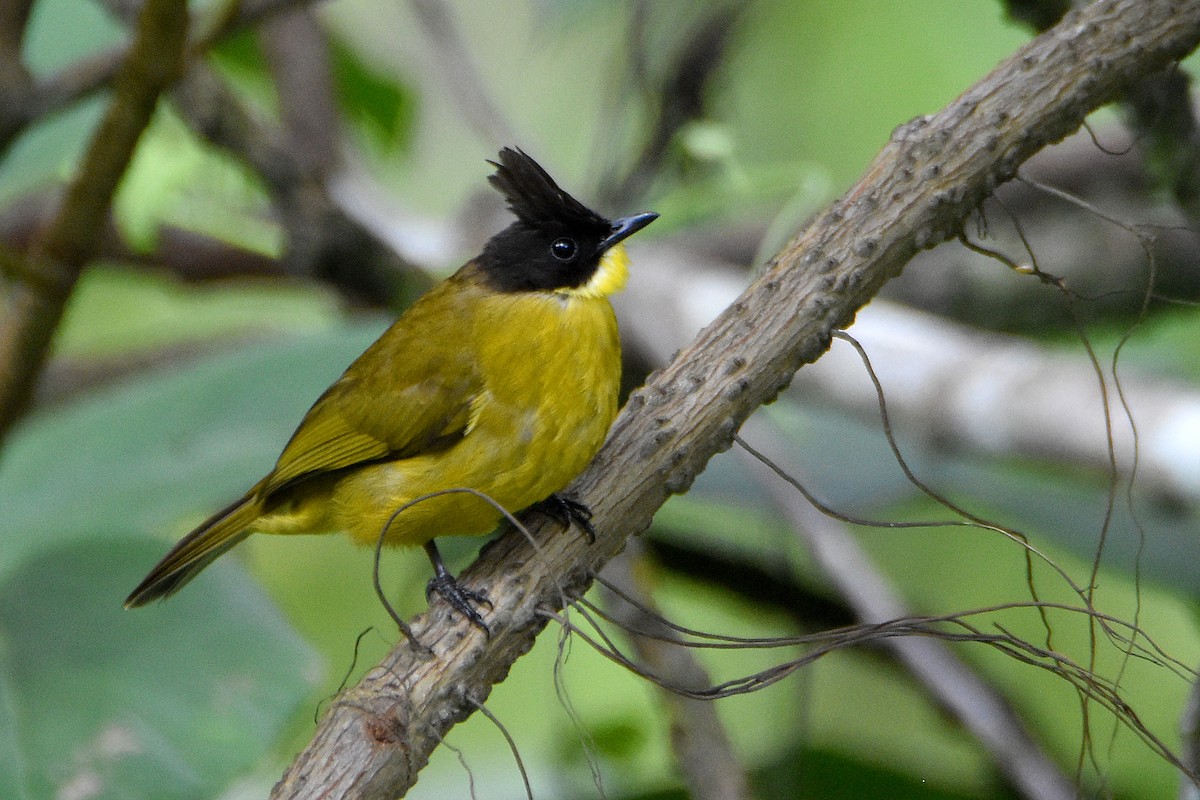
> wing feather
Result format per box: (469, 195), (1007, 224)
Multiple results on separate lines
(262, 276), (483, 496)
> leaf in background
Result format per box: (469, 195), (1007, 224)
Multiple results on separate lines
(0, 537), (322, 800)
(23, 0), (124, 75)
(208, 26), (415, 156)
(0, 99), (107, 205)
(112, 109), (281, 256)
(752, 745), (984, 800)
(0, 321), (387, 581)
(207, 28), (278, 116)
(330, 35), (415, 154)
(54, 267), (340, 359)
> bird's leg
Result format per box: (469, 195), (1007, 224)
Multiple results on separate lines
(527, 493), (596, 542)
(424, 540), (491, 634)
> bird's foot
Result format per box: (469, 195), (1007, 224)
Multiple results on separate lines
(425, 574), (492, 633)
(423, 541), (491, 634)
(528, 493), (596, 542)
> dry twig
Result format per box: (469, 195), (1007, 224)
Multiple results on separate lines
(737, 417), (1075, 800)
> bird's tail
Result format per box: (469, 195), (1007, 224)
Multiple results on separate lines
(124, 491), (264, 608)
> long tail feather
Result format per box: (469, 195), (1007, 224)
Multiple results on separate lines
(124, 492), (264, 608)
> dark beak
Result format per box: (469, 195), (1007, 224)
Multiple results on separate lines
(599, 212), (658, 251)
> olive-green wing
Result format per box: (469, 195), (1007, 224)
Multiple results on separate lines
(262, 281), (482, 495)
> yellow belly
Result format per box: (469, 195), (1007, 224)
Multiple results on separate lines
(258, 291), (621, 548)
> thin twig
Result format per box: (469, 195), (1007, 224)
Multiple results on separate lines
(736, 415), (1075, 800)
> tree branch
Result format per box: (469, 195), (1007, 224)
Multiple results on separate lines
(0, 0), (34, 146)
(0, 0), (188, 448)
(261, 6), (340, 177)
(3, 0), (319, 157)
(271, 2), (1200, 797)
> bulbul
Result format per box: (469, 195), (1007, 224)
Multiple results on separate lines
(125, 147), (657, 634)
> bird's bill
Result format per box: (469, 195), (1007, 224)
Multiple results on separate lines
(599, 212), (659, 252)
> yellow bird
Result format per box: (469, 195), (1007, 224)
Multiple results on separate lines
(125, 147), (657, 631)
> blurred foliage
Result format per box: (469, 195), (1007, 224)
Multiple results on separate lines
(115, 109), (283, 257)
(3, 1), (1200, 799)
(0, 538), (320, 800)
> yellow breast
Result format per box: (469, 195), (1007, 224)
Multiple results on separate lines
(333, 289), (622, 547)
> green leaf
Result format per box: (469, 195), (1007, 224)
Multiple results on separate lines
(23, 0), (124, 75)
(54, 267), (339, 359)
(0, 537), (321, 800)
(0, 98), (106, 205)
(752, 745), (987, 800)
(207, 28), (276, 106)
(113, 109), (281, 256)
(330, 36), (414, 153)
(0, 319), (392, 798)
(208, 28), (415, 155)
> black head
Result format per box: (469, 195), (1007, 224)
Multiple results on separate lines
(479, 148), (656, 294)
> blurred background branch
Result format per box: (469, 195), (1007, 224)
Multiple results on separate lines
(0, 0), (187, 446)
(601, 541), (757, 800)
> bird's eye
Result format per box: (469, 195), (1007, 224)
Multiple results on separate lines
(551, 237), (577, 261)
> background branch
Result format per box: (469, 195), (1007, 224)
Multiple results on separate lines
(0, 0), (187, 447)
(737, 416), (1075, 800)
(0, 0), (35, 147)
(1, 0), (317, 159)
(622, 248), (1200, 509)
(171, 61), (426, 304)
(600, 3), (742, 207)
(601, 542), (756, 800)
(261, 6), (340, 177)
(269, 2), (1200, 797)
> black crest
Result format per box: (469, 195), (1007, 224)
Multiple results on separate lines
(478, 148), (614, 293)
(487, 148), (609, 233)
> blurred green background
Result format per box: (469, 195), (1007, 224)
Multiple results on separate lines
(3, 1), (1199, 799)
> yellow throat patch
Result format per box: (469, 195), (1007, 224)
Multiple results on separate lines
(557, 243), (630, 299)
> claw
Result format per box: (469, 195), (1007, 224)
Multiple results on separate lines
(528, 493), (595, 542)
(424, 541), (491, 634)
